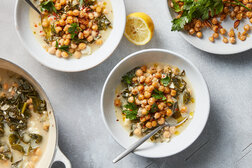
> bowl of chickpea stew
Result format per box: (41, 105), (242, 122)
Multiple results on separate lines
(166, 0), (252, 54)
(14, 0), (126, 72)
(101, 49), (210, 158)
(0, 58), (71, 167)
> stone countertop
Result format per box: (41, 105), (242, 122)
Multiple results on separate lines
(0, 0), (252, 168)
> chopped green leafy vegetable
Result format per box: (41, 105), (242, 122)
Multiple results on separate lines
(152, 89), (166, 100)
(123, 103), (138, 120)
(68, 23), (82, 39)
(171, 0), (224, 31)
(161, 75), (170, 86)
(96, 14), (112, 30)
(183, 91), (191, 104)
(172, 0), (181, 12)
(56, 41), (71, 55)
(80, 0), (96, 6)
(121, 67), (139, 86)
(150, 103), (158, 113)
(40, 0), (57, 13)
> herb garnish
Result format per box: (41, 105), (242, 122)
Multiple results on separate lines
(96, 14), (112, 30)
(40, 0), (57, 13)
(223, 0), (251, 11)
(80, 0), (96, 6)
(152, 89), (166, 100)
(56, 41), (71, 55)
(150, 103), (158, 113)
(68, 23), (82, 39)
(161, 75), (170, 86)
(122, 103), (138, 120)
(121, 67), (139, 86)
(171, 0), (224, 31)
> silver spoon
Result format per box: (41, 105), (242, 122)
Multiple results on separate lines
(113, 116), (189, 163)
(24, 0), (41, 15)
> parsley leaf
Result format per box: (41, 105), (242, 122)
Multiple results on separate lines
(161, 75), (170, 86)
(56, 41), (71, 55)
(68, 23), (82, 39)
(172, 0), (181, 12)
(40, 0), (57, 13)
(171, 0), (224, 31)
(122, 103), (138, 120)
(150, 103), (158, 113)
(152, 89), (166, 101)
(121, 67), (139, 86)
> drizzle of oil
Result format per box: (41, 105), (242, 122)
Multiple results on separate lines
(189, 111), (194, 118)
(174, 131), (180, 135)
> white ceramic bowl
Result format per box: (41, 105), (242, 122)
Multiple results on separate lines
(14, 0), (126, 72)
(0, 58), (71, 167)
(164, 0), (252, 55)
(101, 49), (210, 158)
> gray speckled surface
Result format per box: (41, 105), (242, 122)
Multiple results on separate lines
(1, 0), (252, 168)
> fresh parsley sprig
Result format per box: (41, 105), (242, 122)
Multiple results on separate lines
(122, 103), (138, 120)
(40, 0), (57, 13)
(56, 41), (71, 55)
(160, 75), (170, 86)
(152, 89), (166, 101)
(68, 23), (82, 39)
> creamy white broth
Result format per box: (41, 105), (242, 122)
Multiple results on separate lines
(114, 64), (195, 143)
(0, 69), (49, 168)
(29, 0), (113, 58)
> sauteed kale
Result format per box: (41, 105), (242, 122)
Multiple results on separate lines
(0, 76), (47, 162)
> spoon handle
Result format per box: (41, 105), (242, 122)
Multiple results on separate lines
(113, 125), (165, 163)
(24, 0), (41, 15)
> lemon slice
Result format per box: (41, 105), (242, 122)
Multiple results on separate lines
(124, 12), (154, 45)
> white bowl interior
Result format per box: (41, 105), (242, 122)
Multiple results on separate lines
(164, 0), (252, 55)
(0, 59), (57, 167)
(101, 49), (210, 158)
(14, 0), (125, 72)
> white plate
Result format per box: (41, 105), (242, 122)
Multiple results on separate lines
(14, 0), (126, 72)
(101, 49), (210, 158)
(164, 0), (252, 55)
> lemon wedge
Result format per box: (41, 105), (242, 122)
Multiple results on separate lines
(124, 12), (154, 45)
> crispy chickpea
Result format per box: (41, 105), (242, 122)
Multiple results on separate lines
(158, 103), (165, 110)
(152, 121), (157, 127)
(48, 47), (56, 55)
(180, 106), (188, 113)
(42, 19), (49, 27)
(78, 32), (84, 39)
(146, 122), (152, 128)
(158, 117), (165, 125)
(141, 99), (147, 106)
(166, 109), (173, 117)
(55, 3), (61, 10)
(141, 65), (147, 72)
(223, 7), (229, 13)
(96, 6), (102, 13)
(61, 14), (67, 20)
(95, 39), (103, 45)
(139, 76), (146, 83)
(63, 25), (70, 32)
(246, 11), (252, 18)
(145, 105), (151, 111)
(164, 87), (170, 94)
(158, 85), (165, 92)
(213, 32), (219, 39)
(228, 29), (235, 37)
(64, 39), (70, 45)
(144, 91), (151, 99)
(154, 112), (161, 119)
(219, 28), (226, 35)
(145, 76), (153, 84)
(148, 97), (156, 105)
(67, 10), (73, 16)
(141, 108), (148, 115)
(73, 9), (80, 16)
(163, 131), (171, 138)
(244, 24), (250, 32)
(83, 30), (91, 37)
(138, 94), (144, 100)
(240, 35), (246, 41)
(230, 11), (236, 18)
(71, 43), (77, 49)
(132, 88), (138, 95)
(55, 26), (62, 34)
(147, 85), (154, 93)
(196, 32), (202, 38)
(87, 36), (94, 42)
(140, 117), (146, 122)
(55, 50), (61, 57)
(88, 13), (94, 19)
(61, 51), (69, 58)
(229, 37), (236, 44)
(250, 18), (252, 24)
(134, 128), (142, 136)
(234, 6), (240, 13)
(212, 25), (219, 32)
(170, 90), (176, 97)
(66, 16), (73, 24)
(152, 81), (159, 88)
(73, 51), (82, 59)
(78, 43), (87, 50)
(59, 19), (66, 26)
(211, 18), (218, 25)
(195, 20), (201, 28)
(189, 28), (195, 35)
(128, 96), (134, 103)
(209, 36), (214, 42)
(223, 37), (228, 43)
(236, 13), (243, 20)
(135, 69), (143, 77)
(137, 85), (144, 92)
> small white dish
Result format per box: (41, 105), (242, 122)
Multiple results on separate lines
(14, 0), (126, 72)
(164, 0), (252, 55)
(101, 49), (210, 158)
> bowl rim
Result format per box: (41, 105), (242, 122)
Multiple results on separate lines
(14, 0), (126, 72)
(163, 0), (252, 55)
(100, 48), (211, 158)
